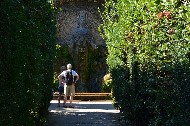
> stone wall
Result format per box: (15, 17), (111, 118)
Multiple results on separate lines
(56, 0), (104, 46)
(56, 0), (108, 92)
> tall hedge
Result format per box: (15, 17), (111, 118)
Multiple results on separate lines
(100, 0), (190, 125)
(0, 0), (56, 125)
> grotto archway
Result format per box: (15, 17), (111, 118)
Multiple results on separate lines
(56, 0), (108, 92)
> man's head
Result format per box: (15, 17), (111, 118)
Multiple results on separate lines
(60, 66), (66, 72)
(67, 64), (72, 70)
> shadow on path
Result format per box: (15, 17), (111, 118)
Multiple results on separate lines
(47, 100), (125, 126)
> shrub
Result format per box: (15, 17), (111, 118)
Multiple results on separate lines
(0, 0), (56, 125)
(100, 0), (190, 125)
(102, 73), (112, 92)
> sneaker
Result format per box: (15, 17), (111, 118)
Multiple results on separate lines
(69, 105), (74, 108)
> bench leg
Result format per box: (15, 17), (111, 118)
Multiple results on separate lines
(58, 94), (61, 107)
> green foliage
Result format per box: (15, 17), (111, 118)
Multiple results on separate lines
(102, 73), (112, 93)
(52, 44), (72, 90)
(102, 79), (112, 93)
(0, 0), (56, 125)
(53, 72), (59, 91)
(54, 44), (71, 73)
(100, 0), (190, 125)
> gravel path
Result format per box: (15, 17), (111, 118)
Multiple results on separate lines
(47, 100), (125, 126)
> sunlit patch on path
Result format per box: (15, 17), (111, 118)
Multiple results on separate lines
(48, 100), (124, 126)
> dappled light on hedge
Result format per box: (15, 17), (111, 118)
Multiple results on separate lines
(0, 0), (56, 125)
(100, 0), (190, 125)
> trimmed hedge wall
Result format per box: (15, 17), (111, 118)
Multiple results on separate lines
(100, 0), (190, 125)
(0, 0), (56, 125)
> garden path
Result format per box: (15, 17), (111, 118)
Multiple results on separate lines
(47, 100), (125, 126)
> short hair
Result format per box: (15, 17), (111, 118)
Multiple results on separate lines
(67, 64), (72, 69)
(60, 66), (66, 71)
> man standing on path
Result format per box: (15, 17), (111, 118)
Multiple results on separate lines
(58, 64), (79, 108)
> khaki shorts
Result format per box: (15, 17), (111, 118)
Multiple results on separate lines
(64, 84), (75, 96)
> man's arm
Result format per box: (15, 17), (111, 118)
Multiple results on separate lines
(58, 75), (62, 81)
(58, 71), (65, 83)
(72, 70), (79, 83)
(75, 75), (79, 83)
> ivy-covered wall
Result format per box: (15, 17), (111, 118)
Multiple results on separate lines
(0, 0), (56, 125)
(101, 0), (190, 125)
(53, 43), (108, 93)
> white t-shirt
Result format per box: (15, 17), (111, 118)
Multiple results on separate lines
(59, 69), (79, 78)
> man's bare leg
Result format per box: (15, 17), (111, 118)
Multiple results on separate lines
(69, 96), (73, 108)
(63, 95), (67, 108)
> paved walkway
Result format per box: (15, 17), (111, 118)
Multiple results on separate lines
(47, 100), (125, 126)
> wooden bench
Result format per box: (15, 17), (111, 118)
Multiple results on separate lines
(53, 92), (112, 100)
